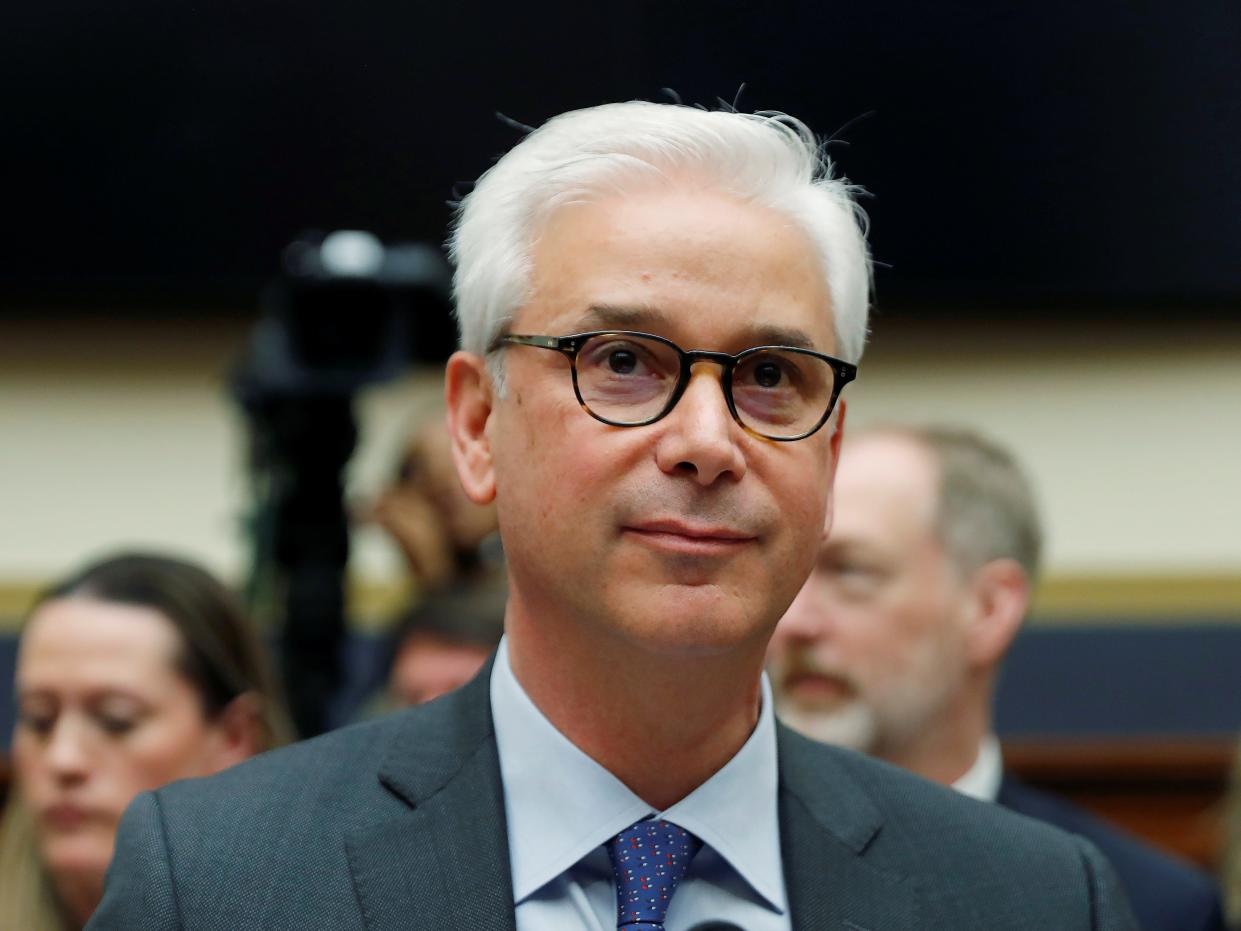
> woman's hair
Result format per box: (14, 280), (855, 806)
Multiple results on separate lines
(0, 794), (61, 930)
(450, 100), (873, 390)
(0, 551), (293, 929)
(34, 552), (293, 749)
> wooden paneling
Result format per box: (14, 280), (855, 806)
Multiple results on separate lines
(1004, 737), (1235, 869)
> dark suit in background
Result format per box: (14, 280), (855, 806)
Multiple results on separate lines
(999, 775), (1225, 931)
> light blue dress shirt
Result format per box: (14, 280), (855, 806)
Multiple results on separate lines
(490, 637), (793, 931)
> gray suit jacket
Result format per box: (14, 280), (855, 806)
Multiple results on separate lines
(89, 664), (1136, 930)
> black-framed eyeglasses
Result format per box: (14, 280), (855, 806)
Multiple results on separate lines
(492, 330), (857, 442)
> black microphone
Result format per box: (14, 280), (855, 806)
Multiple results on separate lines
(686, 923), (745, 931)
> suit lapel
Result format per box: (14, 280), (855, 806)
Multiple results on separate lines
(346, 658), (517, 931)
(345, 666), (923, 930)
(777, 725), (920, 930)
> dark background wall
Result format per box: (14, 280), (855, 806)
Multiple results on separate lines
(5, 0), (1239, 315)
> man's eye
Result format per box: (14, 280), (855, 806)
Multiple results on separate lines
(607, 349), (638, 374)
(584, 341), (659, 377)
(753, 361), (784, 388)
(737, 353), (807, 393)
(824, 562), (884, 591)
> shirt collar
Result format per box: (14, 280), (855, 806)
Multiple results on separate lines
(952, 733), (1004, 802)
(490, 637), (787, 913)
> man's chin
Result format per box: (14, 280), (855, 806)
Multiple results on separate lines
(615, 612), (762, 658)
(626, 584), (769, 643)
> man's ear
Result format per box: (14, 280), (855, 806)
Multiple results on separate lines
(821, 399), (847, 541)
(444, 350), (497, 506)
(963, 557), (1029, 669)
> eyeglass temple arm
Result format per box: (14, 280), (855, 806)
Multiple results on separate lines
(499, 334), (567, 351)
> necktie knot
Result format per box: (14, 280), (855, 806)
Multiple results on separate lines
(606, 818), (702, 931)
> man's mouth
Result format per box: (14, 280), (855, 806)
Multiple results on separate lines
(624, 520), (757, 556)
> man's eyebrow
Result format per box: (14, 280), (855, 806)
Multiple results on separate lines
(578, 305), (822, 352)
(577, 303), (673, 330)
(750, 325), (818, 351)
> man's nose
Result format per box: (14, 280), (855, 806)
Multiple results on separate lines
(653, 366), (746, 486)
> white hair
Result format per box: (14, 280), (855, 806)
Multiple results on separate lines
(859, 425), (1044, 582)
(449, 100), (872, 387)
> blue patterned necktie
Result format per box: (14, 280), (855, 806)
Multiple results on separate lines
(606, 818), (703, 931)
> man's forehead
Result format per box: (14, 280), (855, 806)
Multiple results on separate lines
(831, 435), (940, 538)
(841, 433), (936, 483)
(557, 303), (822, 351)
(519, 188), (837, 352)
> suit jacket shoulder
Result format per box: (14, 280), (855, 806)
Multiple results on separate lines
(89, 666), (516, 931)
(777, 726), (1139, 930)
(998, 773), (1225, 931)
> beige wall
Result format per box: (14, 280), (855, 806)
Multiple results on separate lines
(2, 314), (1239, 612)
(0, 318), (437, 590)
(849, 316), (1241, 575)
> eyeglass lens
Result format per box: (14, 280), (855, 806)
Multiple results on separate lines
(574, 333), (836, 438)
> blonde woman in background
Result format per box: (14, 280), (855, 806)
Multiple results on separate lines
(0, 552), (292, 929)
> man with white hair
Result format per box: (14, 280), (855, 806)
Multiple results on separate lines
(769, 424), (1223, 931)
(93, 103), (1135, 929)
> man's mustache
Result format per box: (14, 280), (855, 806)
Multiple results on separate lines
(776, 649), (858, 696)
